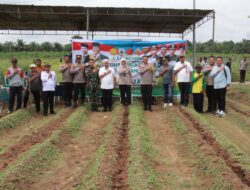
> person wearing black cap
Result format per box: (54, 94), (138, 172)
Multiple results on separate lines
(59, 55), (73, 107)
(81, 44), (90, 64)
(174, 55), (193, 107)
(191, 64), (206, 113)
(41, 64), (57, 116)
(70, 55), (86, 108)
(91, 42), (108, 62)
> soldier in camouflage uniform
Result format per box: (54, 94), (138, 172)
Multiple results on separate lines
(85, 59), (100, 111)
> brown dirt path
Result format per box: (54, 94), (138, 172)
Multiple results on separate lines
(0, 109), (73, 171)
(26, 111), (112, 190)
(144, 105), (212, 189)
(0, 108), (64, 154)
(176, 106), (250, 188)
(97, 106), (129, 190)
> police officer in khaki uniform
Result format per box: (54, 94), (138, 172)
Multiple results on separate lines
(70, 55), (86, 108)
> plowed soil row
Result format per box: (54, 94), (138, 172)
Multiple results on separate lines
(177, 107), (250, 187)
(0, 109), (74, 171)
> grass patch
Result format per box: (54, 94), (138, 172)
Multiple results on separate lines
(128, 103), (160, 190)
(0, 109), (32, 131)
(167, 109), (232, 190)
(63, 107), (87, 137)
(73, 106), (120, 190)
(0, 107), (86, 189)
(187, 107), (250, 172)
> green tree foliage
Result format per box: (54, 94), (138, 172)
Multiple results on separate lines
(0, 38), (249, 53)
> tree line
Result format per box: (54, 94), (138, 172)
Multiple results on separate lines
(0, 39), (249, 54)
(187, 39), (250, 54)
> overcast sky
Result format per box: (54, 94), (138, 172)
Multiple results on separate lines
(0, 0), (249, 44)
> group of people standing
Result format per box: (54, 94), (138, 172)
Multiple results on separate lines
(6, 58), (56, 115)
(6, 52), (246, 117)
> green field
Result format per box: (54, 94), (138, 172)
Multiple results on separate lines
(0, 52), (249, 83)
(0, 84), (250, 189)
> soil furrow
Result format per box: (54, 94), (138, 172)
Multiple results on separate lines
(177, 107), (250, 187)
(111, 106), (129, 190)
(27, 111), (112, 190)
(0, 109), (74, 171)
(97, 106), (129, 190)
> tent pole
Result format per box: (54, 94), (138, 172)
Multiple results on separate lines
(212, 11), (215, 42)
(86, 9), (89, 39)
(192, 0), (196, 66)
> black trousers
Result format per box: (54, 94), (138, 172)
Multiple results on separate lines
(240, 70), (246, 83)
(62, 82), (73, 106)
(178, 82), (190, 106)
(206, 85), (217, 112)
(102, 89), (113, 110)
(43, 91), (55, 114)
(31, 90), (41, 112)
(119, 85), (131, 105)
(140, 85), (153, 108)
(73, 83), (86, 103)
(193, 93), (204, 113)
(23, 89), (29, 108)
(215, 88), (227, 111)
(8, 86), (22, 112)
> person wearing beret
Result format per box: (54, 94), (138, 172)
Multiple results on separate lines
(41, 64), (57, 116)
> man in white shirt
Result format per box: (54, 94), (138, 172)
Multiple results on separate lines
(174, 55), (193, 106)
(99, 59), (116, 112)
(41, 64), (57, 116)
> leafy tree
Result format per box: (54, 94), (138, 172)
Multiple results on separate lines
(40, 42), (54, 51)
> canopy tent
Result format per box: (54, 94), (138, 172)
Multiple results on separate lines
(0, 4), (214, 38)
(0, 4), (215, 65)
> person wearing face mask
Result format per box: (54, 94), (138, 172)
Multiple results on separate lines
(174, 55), (193, 107)
(117, 58), (132, 106)
(203, 56), (217, 113)
(41, 64), (57, 116)
(211, 57), (231, 117)
(85, 59), (100, 111)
